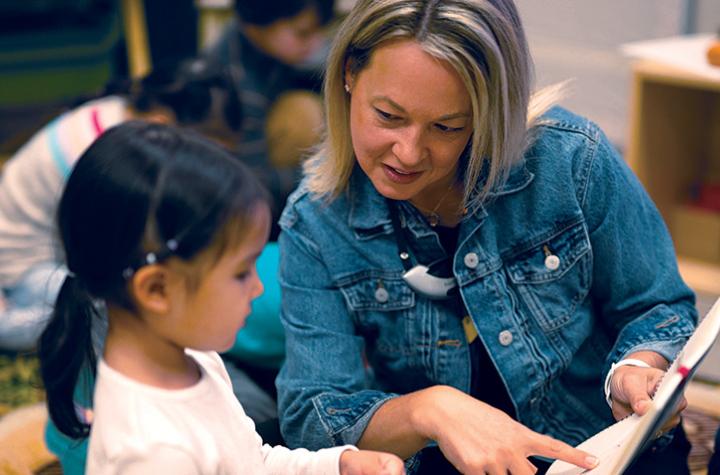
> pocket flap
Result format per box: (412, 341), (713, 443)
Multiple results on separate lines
(506, 223), (590, 284)
(339, 274), (415, 311)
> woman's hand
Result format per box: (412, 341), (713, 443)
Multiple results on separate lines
(415, 386), (599, 475)
(607, 351), (687, 430)
(339, 449), (405, 475)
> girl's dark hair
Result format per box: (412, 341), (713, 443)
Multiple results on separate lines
(103, 57), (242, 132)
(236, 0), (335, 27)
(39, 121), (267, 438)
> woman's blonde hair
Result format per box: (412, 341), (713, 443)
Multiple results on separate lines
(304, 0), (560, 208)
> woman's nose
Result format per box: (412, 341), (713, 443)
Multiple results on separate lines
(392, 128), (426, 167)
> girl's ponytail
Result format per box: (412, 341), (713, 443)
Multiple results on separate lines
(38, 274), (97, 439)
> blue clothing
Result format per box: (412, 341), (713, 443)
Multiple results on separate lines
(0, 262), (65, 350)
(225, 242), (285, 369)
(276, 108), (698, 459)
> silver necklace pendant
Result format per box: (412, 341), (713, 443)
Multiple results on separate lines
(428, 212), (440, 227)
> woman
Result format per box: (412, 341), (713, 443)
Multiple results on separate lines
(276, 0), (697, 474)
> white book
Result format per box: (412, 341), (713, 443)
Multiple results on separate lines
(547, 297), (720, 475)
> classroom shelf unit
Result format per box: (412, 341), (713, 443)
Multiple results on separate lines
(626, 61), (720, 296)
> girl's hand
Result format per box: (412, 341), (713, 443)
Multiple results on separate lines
(339, 449), (405, 475)
(417, 386), (599, 475)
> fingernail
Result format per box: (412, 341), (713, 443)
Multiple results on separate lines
(585, 456), (599, 467)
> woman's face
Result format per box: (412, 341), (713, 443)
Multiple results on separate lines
(347, 40), (473, 204)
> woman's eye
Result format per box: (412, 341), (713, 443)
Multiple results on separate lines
(375, 108), (398, 121)
(235, 271), (250, 281)
(435, 123), (464, 133)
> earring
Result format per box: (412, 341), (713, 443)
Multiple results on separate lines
(344, 84), (351, 93)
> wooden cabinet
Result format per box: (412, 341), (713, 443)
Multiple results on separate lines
(626, 61), (720, 296)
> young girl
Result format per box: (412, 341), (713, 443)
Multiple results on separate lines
(38, 121), (404, 475)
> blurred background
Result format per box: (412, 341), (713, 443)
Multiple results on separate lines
(0, 1), (719, 474)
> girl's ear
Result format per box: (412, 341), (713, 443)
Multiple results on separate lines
(130, 265), (172, 315)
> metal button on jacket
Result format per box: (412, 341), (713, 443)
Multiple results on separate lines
(544, 254), (561, 271)
(498, 330), (513, 346)
(464, 252), (479, 269)
(374, 287), (389, 303)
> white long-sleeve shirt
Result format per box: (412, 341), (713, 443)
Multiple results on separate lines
(0, 96), (126, 288)
(86, 350), (352, 474)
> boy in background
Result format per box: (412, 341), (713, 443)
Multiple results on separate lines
(206, 0), (335, 240)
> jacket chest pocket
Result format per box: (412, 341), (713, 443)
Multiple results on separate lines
(339, 274), (416, 357)
(504, 222), (592, 332)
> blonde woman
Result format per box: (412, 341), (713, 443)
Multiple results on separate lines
(276, 1), (696, 474)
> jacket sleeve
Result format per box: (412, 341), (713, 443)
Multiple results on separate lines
(578, 126), (698, 375)
(276, 209), (397, 450)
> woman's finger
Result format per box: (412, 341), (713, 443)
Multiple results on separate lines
(528, 432), (599, 471)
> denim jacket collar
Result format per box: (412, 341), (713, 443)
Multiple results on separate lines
(347, 160), (534, 236)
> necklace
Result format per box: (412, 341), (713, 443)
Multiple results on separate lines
(411, 184), (457, 227)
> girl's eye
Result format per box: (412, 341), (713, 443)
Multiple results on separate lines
(235, 271), (250, 281)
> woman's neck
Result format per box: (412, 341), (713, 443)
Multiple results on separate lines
(409, 181), (465, 228)
(103, 306), (200, 389)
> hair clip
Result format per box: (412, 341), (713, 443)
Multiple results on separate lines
(121, 239), (180, 280)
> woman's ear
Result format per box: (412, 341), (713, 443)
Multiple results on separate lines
(130, 265), (172, 315)
(344, 60), (355, 92)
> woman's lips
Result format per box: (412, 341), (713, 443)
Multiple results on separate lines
(383, 164), (423, 184)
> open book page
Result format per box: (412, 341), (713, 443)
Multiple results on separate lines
(547, 297), (720, 475)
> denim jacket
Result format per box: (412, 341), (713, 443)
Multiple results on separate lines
(276, 107), (697, 462)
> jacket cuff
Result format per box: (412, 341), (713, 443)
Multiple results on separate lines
(606, 304), (696, 374)
(313, 391), (398, 446)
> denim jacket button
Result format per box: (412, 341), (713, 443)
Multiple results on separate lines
(374, 287), (389, 303)
(498, 330), (513, 346)
(464, 252), (479, 269)
(544, 254), (560, 270)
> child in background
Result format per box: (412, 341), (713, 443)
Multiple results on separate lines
(205, 0), (335, 240)
(38, 121), (404, 474)
(0, 57), (241, 351)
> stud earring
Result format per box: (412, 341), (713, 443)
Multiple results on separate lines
(344, 83), (351, 93)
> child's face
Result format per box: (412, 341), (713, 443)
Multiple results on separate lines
(175, 204), (271, 352)
(248, 7), (326, 65)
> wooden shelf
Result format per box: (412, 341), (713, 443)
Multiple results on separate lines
(678, 258), (720, 296)
(627, 61), (720, 299)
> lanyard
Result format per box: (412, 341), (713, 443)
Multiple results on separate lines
(386, 199), (458, 300)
